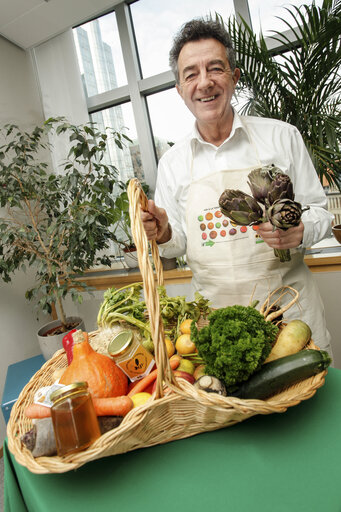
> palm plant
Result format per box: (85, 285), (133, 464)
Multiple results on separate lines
(221, 0), (341, 189)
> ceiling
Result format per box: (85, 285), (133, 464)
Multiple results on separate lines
(0, 0), (121, 50)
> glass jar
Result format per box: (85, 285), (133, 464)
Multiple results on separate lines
(108, 330), (154, 382)
(50, 382), (101, 457)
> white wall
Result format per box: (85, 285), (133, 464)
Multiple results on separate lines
(0, 35), (45, 443)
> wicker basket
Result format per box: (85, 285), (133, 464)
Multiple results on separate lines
(7, 178), (328, 474)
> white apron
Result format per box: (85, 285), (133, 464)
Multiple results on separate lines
(185, 126), (332, 355)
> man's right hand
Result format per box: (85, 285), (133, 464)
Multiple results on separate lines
(140, 199), (171, 244)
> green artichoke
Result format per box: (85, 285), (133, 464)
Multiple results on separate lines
(247, 168), (273, 204)
(267, 199), (302, 230)
(267, 173), (294, 205)
(247, 165), (282, 205)
(218, 189), (263, 225)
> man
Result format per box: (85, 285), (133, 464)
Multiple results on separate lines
(141, 18), (333, 355)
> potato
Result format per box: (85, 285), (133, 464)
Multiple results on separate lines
(265, 319), (312, 363)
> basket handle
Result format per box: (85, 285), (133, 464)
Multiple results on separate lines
(127, 179), (177, 398)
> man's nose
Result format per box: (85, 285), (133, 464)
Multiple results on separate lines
(197, 70), (214, 88)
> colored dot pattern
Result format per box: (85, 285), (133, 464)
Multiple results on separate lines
(198, 210), (251, 241)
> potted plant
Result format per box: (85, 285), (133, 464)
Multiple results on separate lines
(221, 0), (340, 189)
(0, 117), (129, 359)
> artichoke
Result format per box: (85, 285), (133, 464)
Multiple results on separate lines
(219, 168), (305, 263)
(267, 199), (302, 230)
(247, 165), (282, 205)
(247, 168), (273, 204)
(218, 189), (263, 225)
(267, 173), (294, 205)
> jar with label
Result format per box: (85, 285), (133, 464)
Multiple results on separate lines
(108, 330), (155, 382)
(50, 382), (101, 457)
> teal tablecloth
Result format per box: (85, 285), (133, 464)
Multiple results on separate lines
(4, 367), (341, 512)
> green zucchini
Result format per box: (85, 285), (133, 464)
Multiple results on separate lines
(231, 349), (331, 400)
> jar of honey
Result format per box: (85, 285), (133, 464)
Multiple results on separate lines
(50, 382), (101, 457)
(108, 330), (154, 382)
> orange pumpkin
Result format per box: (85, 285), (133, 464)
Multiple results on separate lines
(60, 330), (128, 398)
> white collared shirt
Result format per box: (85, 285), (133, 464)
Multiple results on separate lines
(155, 110), (333, 258)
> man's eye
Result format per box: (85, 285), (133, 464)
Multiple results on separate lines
(209, 67), (224, 74)
(184, 73), (196, 82)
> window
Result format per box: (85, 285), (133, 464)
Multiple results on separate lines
(90, 102), (145, 184)
(248, 0), (324, 38)
(131, 0), (235, 78)
(73, 0), (334, 195)
(73, 11), (127, 98)
(147, 88), (195, 160)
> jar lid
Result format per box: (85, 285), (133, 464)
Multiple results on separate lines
(50, 382), (88, 403)
(108, 330), (133, 357)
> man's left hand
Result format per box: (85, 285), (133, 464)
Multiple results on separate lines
(257, 221), (304, 249)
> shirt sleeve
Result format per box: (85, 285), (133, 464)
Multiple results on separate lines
(287, 126), (334, 248)
(154, 155), (187, 258)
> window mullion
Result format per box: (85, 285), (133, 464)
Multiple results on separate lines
(233, 0), (252, 28)
(115, 1), (158, 191)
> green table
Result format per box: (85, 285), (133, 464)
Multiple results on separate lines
(4, 367), (341, 512)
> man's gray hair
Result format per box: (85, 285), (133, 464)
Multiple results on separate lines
(169, 17), (236, 83)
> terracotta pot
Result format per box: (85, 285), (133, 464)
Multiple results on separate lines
(37, 316), (85, 361)
(332, 224), (341, 244)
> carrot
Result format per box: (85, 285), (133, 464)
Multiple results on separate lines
(127, 356), (180, 397)
(25, 403), (51, 419)
(25, 395), (133, 419)
(92, 396), (133, 416)
(127, 380), (139, 393)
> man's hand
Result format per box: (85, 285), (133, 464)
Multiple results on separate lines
(140, 199), (171, 243)
(257, 221), (304, 249)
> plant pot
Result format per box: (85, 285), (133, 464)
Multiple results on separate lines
(37, 316), (85, 361)
(160, 257), (177, 270)
(332, 224), (341, 244)
(123, 247), (139, 269)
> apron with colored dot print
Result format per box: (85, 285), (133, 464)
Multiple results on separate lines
(185, 124), (331, 353)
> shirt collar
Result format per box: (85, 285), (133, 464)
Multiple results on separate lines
(190, 108), (245, 150)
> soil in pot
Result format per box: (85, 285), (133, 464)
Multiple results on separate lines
(43, 320), (81, 337)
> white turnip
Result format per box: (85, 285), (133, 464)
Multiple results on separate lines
(265, 319), (311, 363)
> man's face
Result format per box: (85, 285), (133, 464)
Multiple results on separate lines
(176, 38), (240, 130)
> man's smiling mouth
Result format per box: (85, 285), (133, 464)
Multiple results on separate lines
(199, 95), (217, 102)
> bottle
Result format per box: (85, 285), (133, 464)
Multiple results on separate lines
(108, 329), (154, 382)
(50, 382), (101, 457)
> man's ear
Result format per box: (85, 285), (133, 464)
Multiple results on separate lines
(233, 68), (241, 85)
